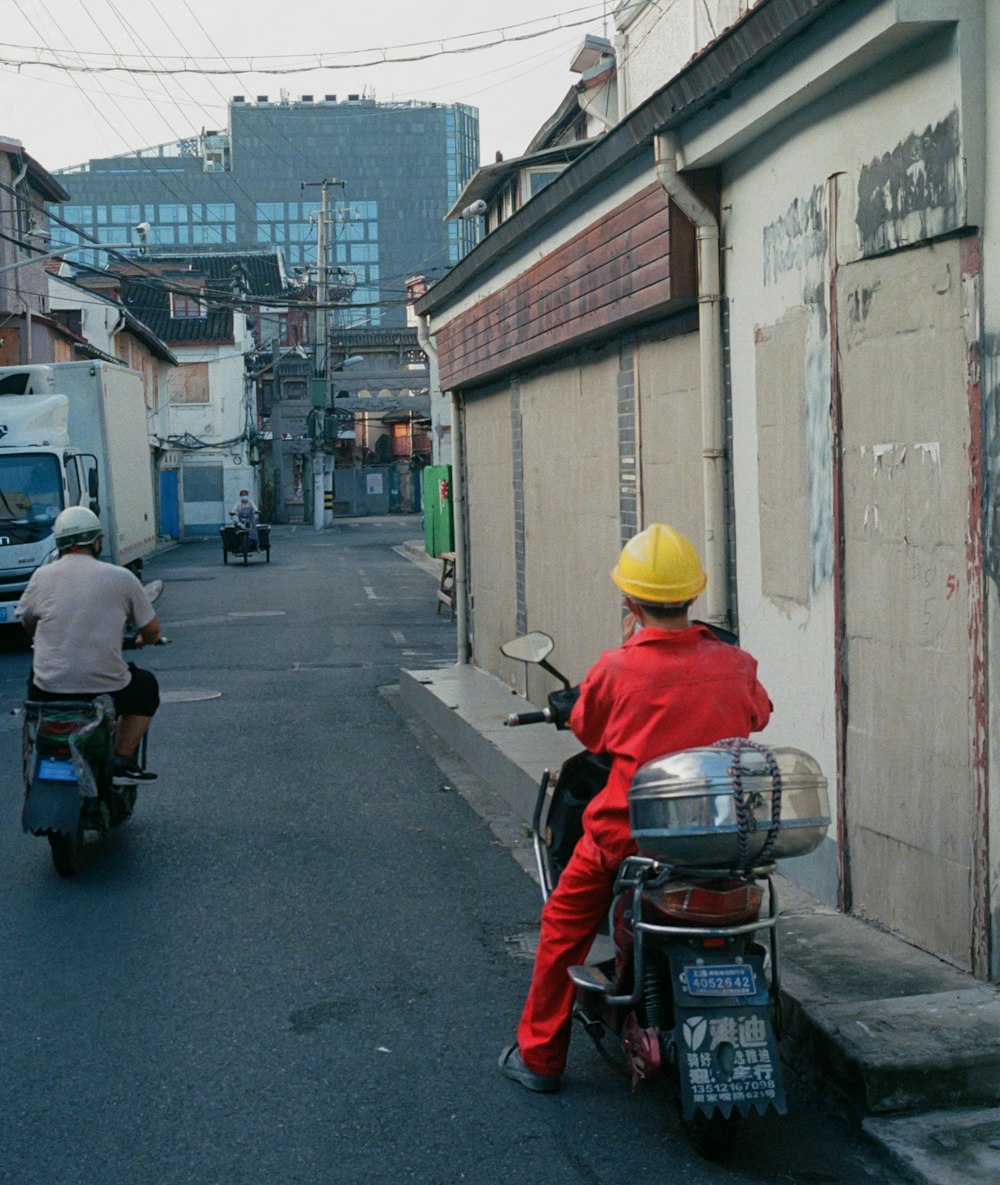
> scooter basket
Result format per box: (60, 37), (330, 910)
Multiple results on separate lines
(221, 525), (240, 550)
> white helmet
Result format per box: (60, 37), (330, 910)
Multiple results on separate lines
(53, 506), (104, 550)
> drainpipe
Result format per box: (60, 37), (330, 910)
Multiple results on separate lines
(12, 157), (31, 363)
(448, 390), (470, 665)
(654, 132), (728, 627)
(417, 313), (469, 664)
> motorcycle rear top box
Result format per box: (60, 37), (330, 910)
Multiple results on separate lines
(628, 746), (829, 868)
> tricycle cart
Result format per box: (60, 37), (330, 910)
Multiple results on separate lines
(220, 522), (270, 564)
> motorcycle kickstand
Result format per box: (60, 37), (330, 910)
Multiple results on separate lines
(574, 1008), (631, 1078)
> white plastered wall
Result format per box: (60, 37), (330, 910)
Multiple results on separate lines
(615, 0), (753, 116)
(718, 32), (965, 908)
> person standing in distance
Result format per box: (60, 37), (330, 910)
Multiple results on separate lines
(16, 507), (161, 784)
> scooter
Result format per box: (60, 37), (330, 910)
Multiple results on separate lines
(501, 631), (830, 1159)
(20, 580), (167, 878)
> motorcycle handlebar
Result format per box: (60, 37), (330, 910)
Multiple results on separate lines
(505, 709), (552, 727)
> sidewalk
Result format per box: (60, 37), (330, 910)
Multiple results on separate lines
(392, 591), (1000, 1185)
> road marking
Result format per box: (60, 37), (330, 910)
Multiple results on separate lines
(364, 586), (378, 600)
(228, 611), (286, 618)
(391, 630), (406, 644)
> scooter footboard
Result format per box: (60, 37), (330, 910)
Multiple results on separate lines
(666, 949), (787, 1120)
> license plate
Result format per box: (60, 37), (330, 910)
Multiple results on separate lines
(0, 604), (11, 624)
(681, 963), (757, 997)
(37, 759), (77, 782)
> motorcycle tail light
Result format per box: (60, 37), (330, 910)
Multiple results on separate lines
(645, 879), (763, 926)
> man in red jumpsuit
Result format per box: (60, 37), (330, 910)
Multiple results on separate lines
(500, 524), (772, 1091)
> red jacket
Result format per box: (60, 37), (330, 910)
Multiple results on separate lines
(569, 624), (772, 863)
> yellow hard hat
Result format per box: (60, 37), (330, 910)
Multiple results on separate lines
(611, 524), (707, 603)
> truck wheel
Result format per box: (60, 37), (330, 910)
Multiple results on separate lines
(48, 824), (84, 878)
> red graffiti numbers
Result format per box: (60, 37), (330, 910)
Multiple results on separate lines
(946, 574), (959, 599)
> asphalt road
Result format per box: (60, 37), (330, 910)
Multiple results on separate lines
(0, 521), (903, 1185)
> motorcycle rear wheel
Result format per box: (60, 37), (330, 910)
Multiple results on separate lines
(680, 1109), (742, 1161)
(48, 824), (84, 878)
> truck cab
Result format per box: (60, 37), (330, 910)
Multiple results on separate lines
(0, 362), (155, 625)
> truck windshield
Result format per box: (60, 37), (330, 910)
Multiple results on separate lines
(0, 453), (64, 543)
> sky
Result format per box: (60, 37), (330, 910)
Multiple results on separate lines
(0, 0), (615, 173)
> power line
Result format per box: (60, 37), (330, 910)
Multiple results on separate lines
(38, 2), (471, 323)
(0, 5), (617, 74)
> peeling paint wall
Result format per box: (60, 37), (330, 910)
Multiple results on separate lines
(721, 29), (968, 914)
(985, 334), (1000, 589)
(856, 109), (964, 258)
(981, 0), (1000, 980)
(760, 186), (834, 596)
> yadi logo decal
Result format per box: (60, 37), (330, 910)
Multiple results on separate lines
(682, 1016), (708, 1051)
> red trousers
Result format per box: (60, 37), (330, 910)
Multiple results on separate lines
(516, 831), (622, 1077)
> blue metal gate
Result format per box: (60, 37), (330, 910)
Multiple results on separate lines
(159, 469), (180, 538)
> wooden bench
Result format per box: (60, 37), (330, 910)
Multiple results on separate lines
(436, 551), (456, 618)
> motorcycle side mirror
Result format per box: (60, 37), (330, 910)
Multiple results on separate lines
(501, 632), (555, 665)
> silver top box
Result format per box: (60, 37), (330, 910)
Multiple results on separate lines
(628, 745), (830, 869)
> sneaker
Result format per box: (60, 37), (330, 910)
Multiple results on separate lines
(498, 1044), (561, 1093)
(112, 761), (157, 785)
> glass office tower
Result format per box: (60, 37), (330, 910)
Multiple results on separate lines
(53, 96), (480, 328)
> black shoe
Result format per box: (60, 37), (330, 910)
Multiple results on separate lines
(112, 761), (157, 785)
(498, 1044), (561, 1092)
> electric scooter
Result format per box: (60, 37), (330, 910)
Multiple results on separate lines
(502, 631), (830, 1158)
(20, 580), (168, 878)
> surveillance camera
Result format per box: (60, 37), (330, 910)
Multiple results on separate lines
(460, 199), (487, 219)
(135, 221), (151, 239)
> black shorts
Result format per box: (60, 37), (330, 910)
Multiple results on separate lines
(27, 663), (160, 717)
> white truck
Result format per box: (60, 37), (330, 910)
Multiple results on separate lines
(0, 361), (156, 625)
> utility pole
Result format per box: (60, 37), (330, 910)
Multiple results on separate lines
(301, 178), (344, 531)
